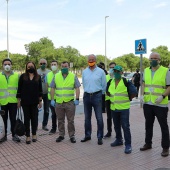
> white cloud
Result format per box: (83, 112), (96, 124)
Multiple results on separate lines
(154, 2), (167, 8)
(85, 24), (102, 37)
(115, 0), (124, 5)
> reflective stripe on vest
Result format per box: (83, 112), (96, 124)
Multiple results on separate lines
(108, 78), (130, 110)
(55, 72), (75, 103)
(144, 66), (168, 105)
(47, 71), (56, 100)
(0, 72), (18, 105)
(105, 74), (111, 101)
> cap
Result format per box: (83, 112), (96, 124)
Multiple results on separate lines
(113, 65), (123, 72)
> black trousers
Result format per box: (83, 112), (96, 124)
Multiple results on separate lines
(134, 85), (140, 97)
(143, 104), (169, 149)
(49, 100), (57, 131)
(22, 104), (38, 137)
(1, 103), (17, 137)
(105, 100), (112, 133)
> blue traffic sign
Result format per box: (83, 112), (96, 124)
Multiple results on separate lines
(135, 39), (147, 54)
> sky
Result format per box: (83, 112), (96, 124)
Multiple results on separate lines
(0, 0), (170, 59)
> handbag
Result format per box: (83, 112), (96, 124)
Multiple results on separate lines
(14, 108), (25, 136)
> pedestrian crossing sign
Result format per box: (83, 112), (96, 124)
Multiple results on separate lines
(135, 39), (147, 54)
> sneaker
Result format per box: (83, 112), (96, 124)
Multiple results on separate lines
(0, 136), (7, 143)
(56, 136), (64, 142)
(125, 145), (132, 154)
(49, 129), (56, 135)
(42, 126), (49, 131)
(12, 135), (20, 142)
(161, 149), (169, 157)
(104, 132), (111, 138)
(110, 139), (123, 147)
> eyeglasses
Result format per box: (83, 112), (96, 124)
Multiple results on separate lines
(40, 63), (46, 65)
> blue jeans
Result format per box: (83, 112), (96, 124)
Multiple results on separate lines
(42, 94), (50, 127)
(111, 109), (131, 146)
(83, 91), (104, 139)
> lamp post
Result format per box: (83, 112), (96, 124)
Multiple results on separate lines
(7, 0), (9, 58)
(105, 16), (109, 69)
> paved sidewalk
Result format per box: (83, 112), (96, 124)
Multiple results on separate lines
(0, 105), (170, 170)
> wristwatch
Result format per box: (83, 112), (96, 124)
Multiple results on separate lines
(162, 95), (166, 99)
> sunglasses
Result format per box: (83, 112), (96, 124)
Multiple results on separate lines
(40, 63), (46, 65)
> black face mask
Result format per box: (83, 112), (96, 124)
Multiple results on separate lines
(27, 67), (35, 73)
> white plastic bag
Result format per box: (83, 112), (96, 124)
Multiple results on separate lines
(0, 114), (5, 140)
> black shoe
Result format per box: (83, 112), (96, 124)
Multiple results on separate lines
(70, 137), (76, 143)
(49, 129), (56, 135)
(140, 144), (152, 151)
(98, 139), (103, 145)
(26, 137), (31, 144)
(161, 149), (169, 157)
(56, 136), (64, 142)
(42, 126), (49, 131)
(104, 133), (111, 138)
(0, 110), (5, 115)
(81, 137), (91, 142)
(32, 135), (37, 142)
(0, 136), (7, 143)
(12, 135), (20, 142)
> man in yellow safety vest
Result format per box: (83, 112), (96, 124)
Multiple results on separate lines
(46, 60), (58, 135)
(0, 58), (20, 143)
(140, 52), (170, 157)
(50, 61), (81, 143)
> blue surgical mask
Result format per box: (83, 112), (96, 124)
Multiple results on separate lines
(109, 68), (114, 74)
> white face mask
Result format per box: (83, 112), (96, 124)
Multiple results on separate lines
(4, 65), (11, 72)
(51, 65), (57, 71)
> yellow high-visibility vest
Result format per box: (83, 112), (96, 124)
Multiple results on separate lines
(0, 72), (19, 105)
(144, 66), (168, 104)
(108, 78), (130, 110)
(55, 72), (75, 103)
(47, 71), (56, 100)
(105, 74), (111, 101)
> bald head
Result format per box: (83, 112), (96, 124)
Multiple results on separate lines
(87, 54), (97, 62)
(149, 52), (161, 61)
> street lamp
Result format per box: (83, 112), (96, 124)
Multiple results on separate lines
(7, 0), (9, 58)
(105, 16), (109, 69)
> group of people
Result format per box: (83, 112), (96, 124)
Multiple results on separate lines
(0, 52), (169, 157)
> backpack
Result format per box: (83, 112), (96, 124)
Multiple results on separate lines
(106, 77), (137, 101)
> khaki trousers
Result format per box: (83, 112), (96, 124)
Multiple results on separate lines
(56, 100), (75, 138)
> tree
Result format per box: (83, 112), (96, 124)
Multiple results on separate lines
(24, 37), (56, 65)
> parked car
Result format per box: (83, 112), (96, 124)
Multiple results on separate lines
(125, 72), (135, 82)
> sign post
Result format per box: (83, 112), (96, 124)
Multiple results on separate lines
(135, 39), (147, 108)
